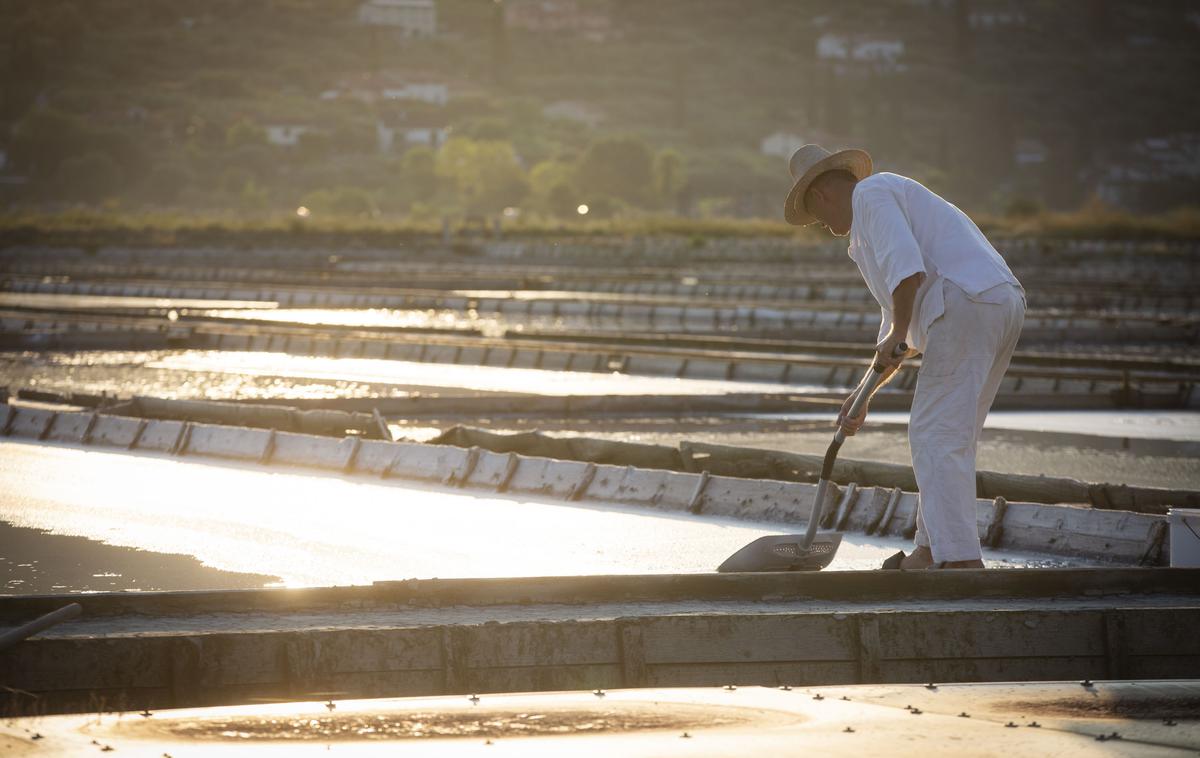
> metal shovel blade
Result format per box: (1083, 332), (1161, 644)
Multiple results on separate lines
(716, 533), (843, 573)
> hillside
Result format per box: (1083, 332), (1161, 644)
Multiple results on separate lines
(1, 0), (1198, 220)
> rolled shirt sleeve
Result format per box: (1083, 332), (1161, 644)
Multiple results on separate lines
(858, 186), (926, 295)
(877, 307), (893, 344)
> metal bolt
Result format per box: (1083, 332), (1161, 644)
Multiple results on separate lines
(1028, 722), (1041, 728)
(593, 689), (605, 698)
(1163, 719), (1178, 726)
(778, 685), (792, 691)
(139, 710), (152, 718)
(31, 734), (43, 740)
(484, 738), (493, 745)
(680, 732), (692, 739)
(813, 694), (824, 701)
(724, 685), (736, 691)
(958, 712), (970, 718)
(1080, 679), (1093, 687)
(1005, 722), (1018, 728)
(843, 727), (855, 733)
(469, 694), (480, 704)
(325, 701), (336, 711)
(911, 708), (923, 715)
(925, 682), (937, 690)
(840, 696), (851, 701)
(101, 747), (114, 753)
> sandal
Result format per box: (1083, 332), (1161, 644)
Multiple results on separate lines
(880, 550), (906, 570)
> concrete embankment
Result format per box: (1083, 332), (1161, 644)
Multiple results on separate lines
(2, 568), (1198, 715)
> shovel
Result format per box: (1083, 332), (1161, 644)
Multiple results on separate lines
(717, 343), (907, 572)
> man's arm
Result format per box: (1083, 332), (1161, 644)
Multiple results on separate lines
(875, 271), (925, 370)
(838, 272), (924, 434)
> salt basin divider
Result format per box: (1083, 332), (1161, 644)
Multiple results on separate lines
(0, 401), (1169, 565)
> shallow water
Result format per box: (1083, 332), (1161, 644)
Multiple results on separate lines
(731, 409), (1200, 442)
(0, 441), (1083, 594)
(148, 350), (829, 396)
(0, 292), (275, 311)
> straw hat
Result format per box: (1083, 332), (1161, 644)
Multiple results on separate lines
(784, 144), (873, 225)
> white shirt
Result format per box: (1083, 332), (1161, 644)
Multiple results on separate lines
(847, 172), (1022, 353)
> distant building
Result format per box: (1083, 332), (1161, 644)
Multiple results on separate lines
(324, 72), (450, 105)
(504, 0), (611, 42)
(357, 0), (436, 37)
(760, 132), (807, 159)
(542, 100), (604, 128)
(1013, 139), (1048, 166)
(817, 33), (905, 71)
(1094, 133), (1200, 208)
(968, 9), (1028, 29)
(265, 125), (313, 147)
(376, 118), (448, 153)
(381, 82), (448, 105)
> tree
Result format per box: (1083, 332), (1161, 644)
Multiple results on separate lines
(300, 186), (379, 217)
(653, 148), (686, 210)
(574, 136), (654, 206)
(528, 159), (573, 211)
(10, 110), (86, 175)
(401, 146), (437, 201)
(541, 183), (573, 219)
(143, 164), (193, 204)
(240, 179), (270, 213)
(55, 152), (123, 203)
(435, 137), (530, 214)
(226, 118), (264, 148)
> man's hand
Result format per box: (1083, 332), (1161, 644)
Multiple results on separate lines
(874, 328), (909, 370)
(837, 393), (867, 436)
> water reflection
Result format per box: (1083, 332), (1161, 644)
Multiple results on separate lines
(0, 441), (1086, 593)
(149, 351), (828, 396)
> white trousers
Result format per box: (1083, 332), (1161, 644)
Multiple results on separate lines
(910, 280), (1025, 563)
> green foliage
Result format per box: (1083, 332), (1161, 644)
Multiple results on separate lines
(239, 179), (270, 213)
(435, 137), (530, 214)
(546, 183), (578, 219)
(400, 146), (437, 201)
(574, 136), (654, 205)
(653, 148), (686, 207)
(1005, 196), (1043, 219)
(10, 110), (87, 174)
(529, 160), (576, 215)
(226, 119), (265, 148)
(299, 186), (379, 218)
(55, 152), (123, 203)
(143, 163), (194, 204)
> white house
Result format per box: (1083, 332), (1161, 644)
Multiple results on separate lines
(376, 119), (448, 153)
(381, 82), (449, 105)
(357, 0), (436, 37)
(817, 33), (905, 70)
(542, 100), (604, 128)
(1013, 139), (1048, 166)
(816, 33), (849, 60)
(265, 125), (313, 147)
(968, 9), (1028, 30)
(760, 132), (807, 159)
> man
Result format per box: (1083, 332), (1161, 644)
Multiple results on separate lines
(784, 144), (1025, 569)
